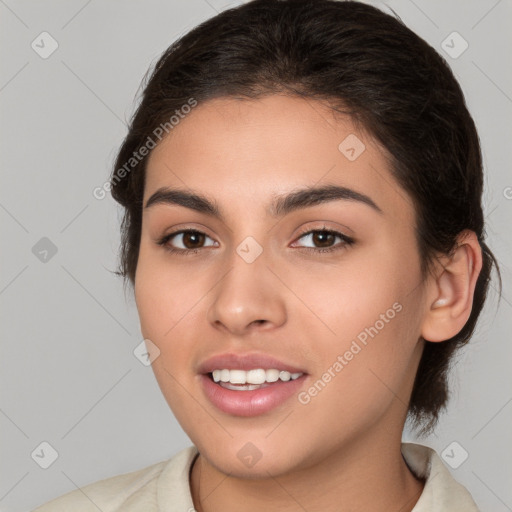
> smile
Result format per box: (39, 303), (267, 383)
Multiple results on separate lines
(211, 368), (303, 388)
(200, 370), (307, 417)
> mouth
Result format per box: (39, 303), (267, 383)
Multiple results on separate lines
(199, 364), (308, 417)
(197, 352), (309, 416)
(207, 368), (304, 391)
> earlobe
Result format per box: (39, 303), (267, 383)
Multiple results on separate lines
(421, 230), (482, 343)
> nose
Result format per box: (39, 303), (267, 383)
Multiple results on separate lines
(206, 249), (287, 336)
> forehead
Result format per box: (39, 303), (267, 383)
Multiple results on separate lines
(144, 95), (414, 224)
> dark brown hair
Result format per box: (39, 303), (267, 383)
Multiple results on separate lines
(109, 0), (502, 436)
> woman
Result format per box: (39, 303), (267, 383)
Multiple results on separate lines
(33, 0), (501, 510)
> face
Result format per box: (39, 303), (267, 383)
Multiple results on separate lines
(135, 95), (428, 477)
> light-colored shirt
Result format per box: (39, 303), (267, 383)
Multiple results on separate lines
(32, 442), (480, 511)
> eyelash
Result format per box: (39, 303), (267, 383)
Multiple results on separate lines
(156, 226), (355, 256)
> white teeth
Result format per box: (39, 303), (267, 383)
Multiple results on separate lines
(211, 368), (303, 384)
(229, 369), (246, 384)
(247, 369), (266, 384)
(266, 369), (280, 382)
(279, 371), (291, 381)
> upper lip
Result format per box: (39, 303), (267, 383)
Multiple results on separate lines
(197, 353), (307, 375)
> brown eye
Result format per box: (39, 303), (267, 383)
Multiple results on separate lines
(310, 231), (336, 248)
(291, 228), (355, 254)
(180, 231), (206, 249)
(157, 229), (217, 255)
(296, 229), (351, 249)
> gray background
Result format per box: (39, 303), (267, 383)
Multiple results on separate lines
(0, 0), (511, 510)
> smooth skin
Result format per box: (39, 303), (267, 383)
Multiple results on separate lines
(134, 95), (482, 512)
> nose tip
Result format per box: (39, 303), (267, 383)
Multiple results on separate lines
(207, 260), (287, 335)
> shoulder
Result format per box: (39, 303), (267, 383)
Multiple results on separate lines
(31, 445), (199, 512)
(402, 442), (480, 512)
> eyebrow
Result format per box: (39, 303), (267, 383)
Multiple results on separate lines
(144, 183), (383, 219)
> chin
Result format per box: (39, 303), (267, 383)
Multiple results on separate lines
(193, 435), (312, 479)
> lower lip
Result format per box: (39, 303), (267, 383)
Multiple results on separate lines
(199, 374), (307, 417)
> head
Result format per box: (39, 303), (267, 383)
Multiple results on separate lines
(109, 0), (501, 471)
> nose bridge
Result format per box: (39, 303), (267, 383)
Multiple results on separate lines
(207, 240), (286, 333)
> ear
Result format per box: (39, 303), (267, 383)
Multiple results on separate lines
(421, 230), (483, 343)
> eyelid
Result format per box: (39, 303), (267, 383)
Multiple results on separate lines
(158, 228), (217, 249)
(156, 222), (215, 242)
(290, 225), (354, 248)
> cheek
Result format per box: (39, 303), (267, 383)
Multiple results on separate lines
(292, 251), (403, 341)
(294, 247), (422, 411)
(134, 249), (207, 377)
(134, 259), (198, 415)
(299, 307), (421, 445)
(134, 259), (167, 340)
(135, 244), (193, 337)
(135, 276), (201, 363)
